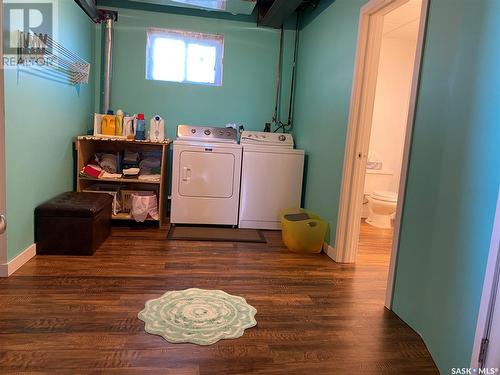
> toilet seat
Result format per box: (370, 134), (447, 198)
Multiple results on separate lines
(370, 190), (398, 202)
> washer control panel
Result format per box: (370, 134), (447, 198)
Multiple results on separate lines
(177, 125), (237, 143)
(240, 131), (294, 148)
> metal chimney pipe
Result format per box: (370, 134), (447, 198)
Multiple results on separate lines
(102, 15), (113, 113)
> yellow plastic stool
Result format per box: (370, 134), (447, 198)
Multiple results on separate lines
(280, 208), (328, 253)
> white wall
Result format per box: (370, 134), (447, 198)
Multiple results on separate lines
(365, 33), (418, 194)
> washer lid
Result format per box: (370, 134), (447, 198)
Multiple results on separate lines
(371, 190), (398, 202)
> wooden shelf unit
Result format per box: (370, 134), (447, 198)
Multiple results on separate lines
(79, 176), (161, 185)
(75, 136), (172, 225)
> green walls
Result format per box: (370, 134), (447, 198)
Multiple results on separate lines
(4, 1), (94, 261)
(293, 0), (365, 243)
(3, 0), (293, 262)
(292, 0), (500, 372)
(3, 0), (498, 371)
(94, 5), (293, 139)
(392, 0), (500, 371)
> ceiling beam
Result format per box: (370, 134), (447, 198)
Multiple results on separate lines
(258, 0), (303, 28)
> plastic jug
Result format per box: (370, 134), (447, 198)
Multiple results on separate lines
(149, 115), (165, 142)
(124, 114), (135, 139)
(101, 110), (116, 136)
(115, 109), (124, 136)
(135, 113), (146, 140)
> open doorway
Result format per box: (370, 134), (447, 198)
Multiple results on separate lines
(359, 0), (422, 305)
(361, 2), (420, 229)
(334, 0), (428, 307)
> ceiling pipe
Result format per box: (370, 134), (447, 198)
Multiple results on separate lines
(272, 26), (284, 125)
(102, 14), (114, 114)
(286, 11), (301, 128)
(272, 12), (300, 134)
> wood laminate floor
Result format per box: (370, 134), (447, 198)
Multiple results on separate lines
(0, 222), (438, 374)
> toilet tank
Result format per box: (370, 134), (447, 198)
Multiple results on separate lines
(364, 169), (395, 195)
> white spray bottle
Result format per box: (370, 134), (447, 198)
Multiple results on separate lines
(149, 115), (165, 142)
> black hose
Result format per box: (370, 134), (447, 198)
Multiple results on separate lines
(272, 26), (284, 125)
(287, 11), (300, 128)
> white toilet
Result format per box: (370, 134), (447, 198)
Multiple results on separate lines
(366, 190), (398, 229)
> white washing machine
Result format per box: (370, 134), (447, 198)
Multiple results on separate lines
(238, 131), (304, 230)
(171, 125), (242, 225)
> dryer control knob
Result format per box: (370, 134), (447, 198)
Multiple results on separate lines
(204, 129), (211, 135)
(191, 129), (196, 134)
(279, 135), (286, 141)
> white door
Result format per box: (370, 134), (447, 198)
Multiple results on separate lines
(472, 188), (500, 368)
(0, 0), (8, 274)
(485, 278), (500, 367)
(481, 192), (500, 368)
(177, 150), (235, 198)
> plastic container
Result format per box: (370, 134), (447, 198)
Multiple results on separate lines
(149, 114), (165, 142)
(93, 113), (126, 139)
(280, 208), (328, 253)
(124, 114), (135, 139)
(131, 193), (159, 222)
(82, 185), (121, 215)
(101, 110), (116, 136)
(121, 189), (156, 213)
(115, 109), (124, 136)
(135, 113), (146, 140)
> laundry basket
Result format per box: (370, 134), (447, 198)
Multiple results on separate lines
(280, 208), (327, 253)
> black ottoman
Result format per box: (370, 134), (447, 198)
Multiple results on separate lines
(35, 192), (113, 255)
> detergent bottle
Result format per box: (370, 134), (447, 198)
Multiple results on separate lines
(115, 109), (124, 136)
(124, 114), (135, 139)
(135, 113), (146, 140)
(101, 110), (116, 136)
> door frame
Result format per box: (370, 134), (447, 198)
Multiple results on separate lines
(0, 0), (7, 274)
(333, 0), (429, 308)
(471, 187), (500, 368)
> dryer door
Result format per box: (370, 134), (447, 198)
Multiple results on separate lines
(178, 149), (235, 198)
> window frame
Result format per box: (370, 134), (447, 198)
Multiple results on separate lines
(146, 27), (224, 86)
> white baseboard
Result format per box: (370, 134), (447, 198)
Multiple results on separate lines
(0, 243), (36, 277)
(323, 242), (337, 261)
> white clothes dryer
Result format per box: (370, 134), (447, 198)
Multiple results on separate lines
(171, 125), (242, 226)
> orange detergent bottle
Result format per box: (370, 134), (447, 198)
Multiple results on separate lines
(101, 110), (116, 136)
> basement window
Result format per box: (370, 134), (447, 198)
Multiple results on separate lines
(146, 28), (224, 86)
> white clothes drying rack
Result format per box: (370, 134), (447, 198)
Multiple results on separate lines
(16, 31), (90, 85)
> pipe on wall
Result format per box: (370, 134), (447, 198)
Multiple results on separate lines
(102, 15), (113, 114)
(272, 26), (284, 125)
